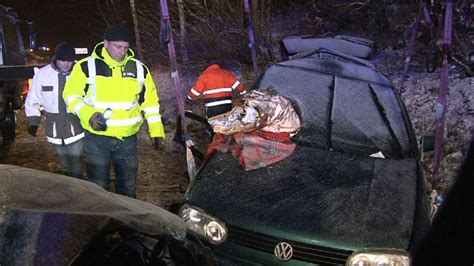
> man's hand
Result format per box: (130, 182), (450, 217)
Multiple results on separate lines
(27, 125), (38, 137)
(89, 112), (107, 131)
(152, 137), (162, 151)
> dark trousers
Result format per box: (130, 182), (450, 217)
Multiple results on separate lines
(206, 104), (232, 118)
(52, 139), (84, 179)
(85, 133), (138, 198)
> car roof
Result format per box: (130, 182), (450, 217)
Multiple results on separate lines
(253, 48), (417, 159)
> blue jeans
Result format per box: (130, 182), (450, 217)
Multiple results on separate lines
(85, 133), (138, 198)
(52, 139), (84, 179)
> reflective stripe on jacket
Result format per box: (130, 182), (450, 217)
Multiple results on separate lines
(187, 64), (246, 108)
(25, 61), (85, 145)
(63, 42), (165, 139)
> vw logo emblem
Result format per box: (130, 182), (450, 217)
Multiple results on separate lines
(274, 242), (293, 261)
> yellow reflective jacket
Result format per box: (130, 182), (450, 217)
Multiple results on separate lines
(63, 42), (165, 139)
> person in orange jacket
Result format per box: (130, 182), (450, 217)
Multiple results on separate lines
(186, 63), (246, 118)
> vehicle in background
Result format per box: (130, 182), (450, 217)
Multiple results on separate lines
(26, 42), (52, 65)
(74, 47), (89, 61)
(179, 47), (431, 265)
(0, 5), (38, 146)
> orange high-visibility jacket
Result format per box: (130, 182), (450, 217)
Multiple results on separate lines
(187, 64), (246, 110)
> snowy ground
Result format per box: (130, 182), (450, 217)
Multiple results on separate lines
(374, 50), (473, 194)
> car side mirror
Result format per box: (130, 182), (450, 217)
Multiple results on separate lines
(421, 135), (435, 152)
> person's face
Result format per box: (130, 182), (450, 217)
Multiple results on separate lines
(104, 40), (130, 62)
(56, 60), (73, 72)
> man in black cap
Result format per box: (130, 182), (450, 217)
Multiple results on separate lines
(25, 42), (85, 178)
(63, 23), (165, 198)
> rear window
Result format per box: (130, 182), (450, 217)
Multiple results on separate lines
(254, 52), (416, 159)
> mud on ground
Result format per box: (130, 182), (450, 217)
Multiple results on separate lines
(0, 111), (191, 211)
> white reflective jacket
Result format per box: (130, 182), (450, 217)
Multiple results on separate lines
(25, 62), (85, 145)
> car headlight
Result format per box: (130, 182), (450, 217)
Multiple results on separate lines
(179, 204), (227, 245)
(346, 249), (411, 266)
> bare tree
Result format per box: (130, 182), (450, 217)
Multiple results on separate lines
(177, 0), (188, 61)
(129, 0), (143, 59)
(96, 0), (110, 25)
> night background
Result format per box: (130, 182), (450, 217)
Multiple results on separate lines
(0, 1), (473, 264)
(1, 0), (437, 65)
(0, 0), (99, 48)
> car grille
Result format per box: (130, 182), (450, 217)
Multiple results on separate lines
(226, 224), (353, 265)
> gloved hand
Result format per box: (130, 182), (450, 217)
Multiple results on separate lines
(27, 125), (38, 137)
(185, 98), (194, 107)
(152, 137), (162, 151)
(89, 112), (107, 131)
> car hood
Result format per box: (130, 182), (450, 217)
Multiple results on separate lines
(187, 146), (420, 250)
(0, 164), (187, 264)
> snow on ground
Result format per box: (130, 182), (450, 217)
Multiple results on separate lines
(375, 50), (473, 194)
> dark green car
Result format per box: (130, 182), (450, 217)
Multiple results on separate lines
(179, 49), (431, 265)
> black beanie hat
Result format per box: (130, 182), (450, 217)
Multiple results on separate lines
(104, 23), (133, 42)
(55, 42), (75, 61)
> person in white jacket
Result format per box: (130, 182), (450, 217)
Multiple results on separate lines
(25, 42), (85, 178)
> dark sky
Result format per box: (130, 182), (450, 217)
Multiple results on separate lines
(1, 0), (107, 50)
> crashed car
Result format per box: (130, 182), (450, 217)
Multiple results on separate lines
(0, 164), (215, 265)
(179, 48), (431, 265)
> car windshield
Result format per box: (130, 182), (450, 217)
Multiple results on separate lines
(254, 50), (416, 159)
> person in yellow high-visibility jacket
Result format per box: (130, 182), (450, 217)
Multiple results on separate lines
(63, 23), (164, 198)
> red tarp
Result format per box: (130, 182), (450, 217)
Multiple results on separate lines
(207, 131), (296, 171)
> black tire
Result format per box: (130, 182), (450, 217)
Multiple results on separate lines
(0, 96), (17, 145)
